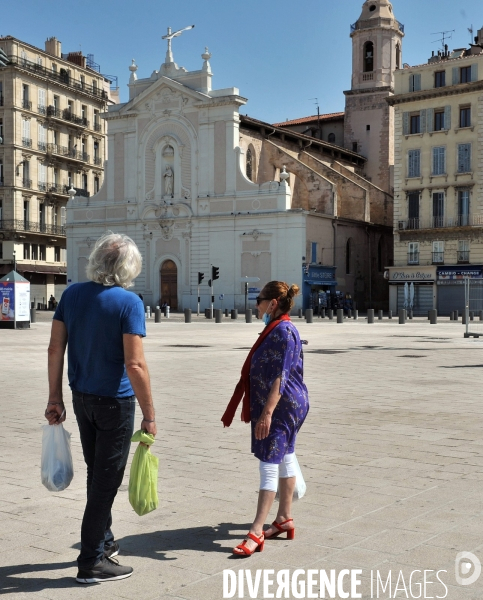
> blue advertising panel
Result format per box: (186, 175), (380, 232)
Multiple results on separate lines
(0, 282), (15, 322)
(437, 266), (483, 285)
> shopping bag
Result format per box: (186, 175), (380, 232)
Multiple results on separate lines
(41, 423), (74, 492)
(275, 454), (306, 501)
(128, 430), (159, 516)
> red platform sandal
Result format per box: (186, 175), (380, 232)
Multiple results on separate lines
(264, 518), (295, 540)
(232, 532), (265, 556)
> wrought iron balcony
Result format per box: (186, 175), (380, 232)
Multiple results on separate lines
(45, 143), (90, 163)
(457, 251), (470, 263)
(0, 219), (66, 236)
(22, 178), (32, 188)
(62, 109), (89, 127)
(38, 181), (47, 192)
(398, 215), (483, 230)
(407, 252), (420, 265)
(46, 106), (61, 118)
(38, 142), (47, 152)
(22, 138), (32, 148)
(22, 99), (32, 110)
(94, 156), (102, 165)
(38, 105), (47, 115)
(73, 187), (90, 197)
(94, 121), (102, 132)
(432, 252), (444, 264)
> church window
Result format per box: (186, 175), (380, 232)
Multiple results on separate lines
(328, 133), (335, 143)
(352, 142), (358, 152)
(395, 44), (401, 70)
(363, 42), (374, 72)
(366, 125), (370, 131)
(246, 148), (253, 181)
(369, 4), (376, 11)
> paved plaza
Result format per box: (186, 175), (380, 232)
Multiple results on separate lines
(2, 313), (483, 599)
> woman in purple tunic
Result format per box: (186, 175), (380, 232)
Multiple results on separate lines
(231, 281), (309, 556)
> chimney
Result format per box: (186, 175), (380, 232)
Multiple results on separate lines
(45, 37), (61, 58)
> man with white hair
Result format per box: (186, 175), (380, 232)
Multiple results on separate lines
(45, 232), (156, 583)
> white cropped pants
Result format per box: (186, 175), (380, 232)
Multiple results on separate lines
(259, 453), (297, 492)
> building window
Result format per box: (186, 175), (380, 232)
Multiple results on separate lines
(407, 192), (420, 229)
(408, 149), (421, 178)
(395, 43), (401, 69)
(31, 244), (38, 260)
(366, 124), (370, 131)
(458, 189), (470, 226)
(80, 75), (85, 89)
(434, 71), (446, 88)
(434, 111), (444, 131)
(39, 244), (46, 261)
(328, 133), (335, 143)
(432, 241), (444, 264)
(53, 95), (59, 111)
(345, 238), (352, 274)
(408, 242), (419, 265)
(22, 84), (30, 109)
(92, 80), (98, 95)
(39, 203), (46, 231)
(94, 176), (99, 194)
(458, 240), (469, 263)
(410, 114), (420, 134)
(459, 106), (471, 128)
(409, 74), (421, 92)
(311, 242), (317, 264)
(363, 41), (374, 72)
(432, 146), (446, 175)
(352, 142), (358, 152)
(54, 246), (60, 262)
(432, 192), (444, 228)
(0, 160), (3, 185)
(457, 144), (471, 173)
(246, 148), (253, 181)
(23, 200), (29, 228)
(82, 173), (88, 191)
(460, 66), (471, 83)
(23, 243), (30, 259)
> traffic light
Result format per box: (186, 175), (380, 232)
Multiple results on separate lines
(212, 266), (220, 281)
(198, 272), (204, 285)
(208, 279), (212, 287)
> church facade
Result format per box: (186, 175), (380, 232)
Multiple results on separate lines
(66, 10), (396, 312)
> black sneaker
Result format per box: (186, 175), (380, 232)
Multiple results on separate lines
(104, 541), (120, 558)
(76, 556), (133, 584)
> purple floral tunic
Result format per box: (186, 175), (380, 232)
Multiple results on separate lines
(250, 320), (309, 463)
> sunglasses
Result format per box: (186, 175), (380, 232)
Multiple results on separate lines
(256, 296), (271, 305)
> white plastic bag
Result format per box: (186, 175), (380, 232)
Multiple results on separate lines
(41, 423), (74, 492)
(275, 454), (307, 501)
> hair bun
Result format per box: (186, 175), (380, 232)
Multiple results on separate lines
(287, 284), (299, 298)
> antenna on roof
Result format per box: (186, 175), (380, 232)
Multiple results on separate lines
(309, 98), (321, 139)
(431, 30), (454, 54)
(468, 24), (474, 43)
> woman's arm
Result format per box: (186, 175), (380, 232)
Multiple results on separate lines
(254, 376), (281, 440)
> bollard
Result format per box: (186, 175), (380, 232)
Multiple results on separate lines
(353, 309), (358, 320)
(245, 311), (252, 323)
(454, 310), (459, 321)
(224, 308), (229, 317)
(30, 307), (36, 323)
(184, 308), (192, 323)
(321, 308), (326, 319)
(470, 311), (474, 321)
(215, 309), (222, 323)
(462, 311), (467, 325)
(378, 310), (383, 320)
(305, 309), (313, 324)
(398, 309), (406, 324)
(408, 310), (413, 320)
(166, 306), (170, 319)
(163, 306), (167, 317)
(231, 309), (238, 320)
(388, 310), (392, 319)
(155, 307), (161, 323)
(347, 309), (352, 319)
(429, 309), (437, 325)
(328, 309), (333, 320)
(205, 308), (213, 319)
(298, 308), (303, 319)
(450, 311), (454, 321)
(337, 309), (343, 323)
(367, 309), (374, 324)
(480, 310), (483, 321)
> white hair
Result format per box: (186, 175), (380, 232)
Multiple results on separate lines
(86, 232), (142, 289)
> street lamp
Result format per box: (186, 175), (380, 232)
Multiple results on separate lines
(12, 249), (16, 273)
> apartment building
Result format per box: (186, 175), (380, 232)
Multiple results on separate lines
(0, 36), (116, 303)
(387, 31), (483, 315)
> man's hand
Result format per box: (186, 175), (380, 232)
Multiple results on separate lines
(141, 418), (157, 436)
(45, 402), (66, 425)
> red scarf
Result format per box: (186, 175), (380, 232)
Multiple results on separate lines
(221, 314), (291, 427)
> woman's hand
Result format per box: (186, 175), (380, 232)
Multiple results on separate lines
(255, 412), (272, 440)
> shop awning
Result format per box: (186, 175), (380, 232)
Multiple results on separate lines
(304, 279), (337, 286)
(17, 265), (66, 275)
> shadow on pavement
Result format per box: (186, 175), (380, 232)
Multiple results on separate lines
(0, 561), (78, 595)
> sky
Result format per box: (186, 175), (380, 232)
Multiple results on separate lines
(1, 0), (481, 124)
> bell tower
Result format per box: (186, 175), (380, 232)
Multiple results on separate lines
(344, 0), (404, 193)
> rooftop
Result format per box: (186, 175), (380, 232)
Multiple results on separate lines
(273, 112), (345, 127)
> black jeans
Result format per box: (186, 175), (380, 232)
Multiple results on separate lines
(72, 391), (135, 569)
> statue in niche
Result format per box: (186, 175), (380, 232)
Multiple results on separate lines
(164, 165), (174, 196)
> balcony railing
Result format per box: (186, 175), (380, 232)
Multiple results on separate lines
(94, 156), (102, 165)
(38, 181), (47, 192)
(73, 187), (90, 197)
(47, 106), (60, 118)
(22, 138), (32, 148)
(432, 252), (444, 264)
(3, 55), (108, 101)
(62, 109), (89, 127)
(457, 251), (470, 263)
(0, 219), (66, 236)
(38, 142), (47, 151)
(22, 99), (32, 110)
(38, 105), (47, 115)
(398, 215), (483, 230)
(93, 121), (102, 132)
(22, 178), (32, 188)
(408, 252), (420, 265)
(45, 143), (90, 163)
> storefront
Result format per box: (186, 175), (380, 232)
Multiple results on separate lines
(387, 266), (436, 316)
(302, 265), (337, 311)
(437, 266), (483, 315)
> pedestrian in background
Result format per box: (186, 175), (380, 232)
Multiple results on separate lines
(45, 232), (156, 583)
(222, 281), (309, 556)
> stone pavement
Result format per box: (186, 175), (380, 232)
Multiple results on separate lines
(1, 313), (483, 600)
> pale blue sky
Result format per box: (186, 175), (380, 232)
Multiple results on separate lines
(2, 0), (481, 123)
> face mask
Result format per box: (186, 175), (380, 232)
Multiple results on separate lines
(262, 302), (272, 326)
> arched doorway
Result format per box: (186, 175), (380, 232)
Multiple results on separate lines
(160, 260), (178, 310)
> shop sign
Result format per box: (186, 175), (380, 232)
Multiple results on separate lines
(389, 267), (435, 282)
(306, 266), (336, 282)
(0, 281), (30, 322)
(437, 266), (483, 285)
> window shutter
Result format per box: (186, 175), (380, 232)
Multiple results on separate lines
(403, 112), (409, 135)
(414, 74), (421, 91)
(426, 108), (434, 132)
(408, 75), (414, 92)
(452, 67), (459, 85)
(38, 163), (46, 183)
(444, 105), (451, 130)
(38, 88), (45, 107)
(420, 109), (426, 133)
(60, 206), (66, 226)
(471, 63), (478, 82)
(458, 144), (471, 172)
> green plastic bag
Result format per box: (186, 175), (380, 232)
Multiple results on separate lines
(128, 430), (159, 516)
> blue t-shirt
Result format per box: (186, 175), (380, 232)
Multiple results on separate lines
(54, 282), (146, 398)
